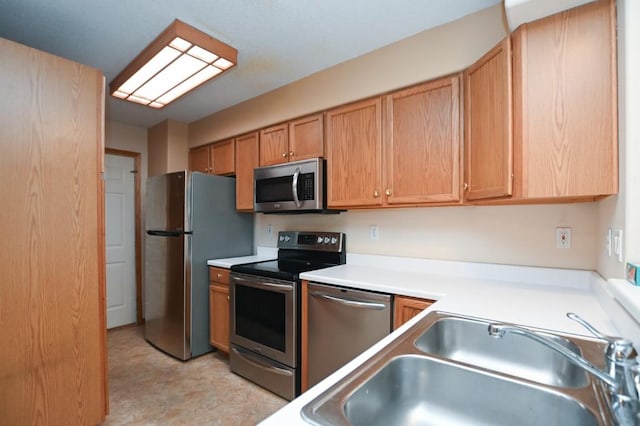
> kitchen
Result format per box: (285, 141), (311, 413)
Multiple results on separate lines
(1, 0), (639, 425)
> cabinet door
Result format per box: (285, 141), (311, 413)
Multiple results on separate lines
(259, 124), (289, 166)
(289, 113), (324, 162)
(211, 139), (235, 176)
(512, 0), (617, 199)
(189, 145), (211, 173)
(209, 284), (230, 353)
(235, 131), (259, 211)
(464, 38), (513, 201)
(385, 76), (461, 205)
(326, 98), (383, 208)
(393, 296), (434, 330)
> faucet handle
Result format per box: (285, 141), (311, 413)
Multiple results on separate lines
(567, 312), (636, 362)
(567, 312), (610, 339)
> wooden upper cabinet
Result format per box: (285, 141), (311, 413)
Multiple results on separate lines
(235, 131), (259, 211)
(511, 0), (617, 200)
(211, 139), (235, 176)
(189, 144), (212, 173)
(326, 98), (383, 208)
(260, 114), (324, 166)
(260, 124), (289, 166)
(464, 38), (513, 201)
(289, 113), (324, 162)
(384, 76), (461, 205)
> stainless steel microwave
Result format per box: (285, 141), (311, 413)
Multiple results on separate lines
(254, 158), (338, 213)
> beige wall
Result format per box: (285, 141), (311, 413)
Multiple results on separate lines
(148, 119), (188, 176)
(189, 4), (507, 147)
(255, 204), (598, 270)
(187, 3), (617, 272)
(597, 0), (639, 279)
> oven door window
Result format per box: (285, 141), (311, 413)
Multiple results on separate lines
(235, 283), (286, 352)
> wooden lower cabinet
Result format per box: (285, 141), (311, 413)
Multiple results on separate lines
(393, 295), (435, 330)
(209, 267), (231, 353)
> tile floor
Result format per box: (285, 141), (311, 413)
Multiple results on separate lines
(103, 326), (287, 426)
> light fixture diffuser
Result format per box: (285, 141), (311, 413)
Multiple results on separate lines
(109, 19), (237, 108)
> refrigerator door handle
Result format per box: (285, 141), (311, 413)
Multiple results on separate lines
(146, 230), (183, 237)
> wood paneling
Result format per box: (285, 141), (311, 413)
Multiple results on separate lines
(0, 38), (106, 425)
(464, 38), (513, 201)
(235, 131), (259, 211)
(385, 76), (461, 205)
(326, 98), (383, 208)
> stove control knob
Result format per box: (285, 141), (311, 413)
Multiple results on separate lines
(330, 237), (338, 244)
(284, 235), (291, 242)
(279, 235), (285, 242)
(317, 236), (323, 244)
(323, 236), (330, 244)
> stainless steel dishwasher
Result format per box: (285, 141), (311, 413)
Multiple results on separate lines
(307, 282), (392, 388)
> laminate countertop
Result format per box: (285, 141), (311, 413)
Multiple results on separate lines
(259, 253), (633, 426)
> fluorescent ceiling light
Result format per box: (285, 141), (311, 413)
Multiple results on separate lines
(109, 19), (237, 108)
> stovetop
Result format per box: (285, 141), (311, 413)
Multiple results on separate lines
(231, 231), (346, 281)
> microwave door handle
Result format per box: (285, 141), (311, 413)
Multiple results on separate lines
(292, 167), (302, 208)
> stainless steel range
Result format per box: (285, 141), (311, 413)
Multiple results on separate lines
(229, 231), (346, 400)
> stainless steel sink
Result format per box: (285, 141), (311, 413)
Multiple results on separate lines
(414, 316), (588, 388)
(343, 355), (599, 426)
(301, 311), (612, 426)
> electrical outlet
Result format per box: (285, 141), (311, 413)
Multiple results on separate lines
(369, 225), (379, 241)
(267, 224), (273, 236)
(556, 227), (571, 249)
(606, 228), (612, 257)
(614, 229), (623, 262)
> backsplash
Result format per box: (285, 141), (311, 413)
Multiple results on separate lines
(255, 202), (598, 270)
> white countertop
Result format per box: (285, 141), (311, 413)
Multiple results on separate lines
(207, 247), (277, 268)
(260, 254), (627, 426)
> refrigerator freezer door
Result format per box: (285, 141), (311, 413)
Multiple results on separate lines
(146, 171), (187, 232)
(144, 231), (190, 360)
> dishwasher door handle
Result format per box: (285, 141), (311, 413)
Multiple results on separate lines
(310, 291), (387, 310)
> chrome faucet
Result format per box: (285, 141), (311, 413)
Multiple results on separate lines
(488, 313), (640, 425)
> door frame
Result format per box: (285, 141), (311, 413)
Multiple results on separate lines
(105, 148), (143, 325)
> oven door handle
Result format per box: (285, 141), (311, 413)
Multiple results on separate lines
(232, 275), (293, 292)
(310, 291), (387, 310)
(292, 167), (302, 208)
(231, 347), (293, 377)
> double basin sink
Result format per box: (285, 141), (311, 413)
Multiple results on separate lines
(302, 311), (613, 426)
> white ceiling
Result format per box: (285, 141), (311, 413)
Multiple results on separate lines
(0, 0), (501, 128)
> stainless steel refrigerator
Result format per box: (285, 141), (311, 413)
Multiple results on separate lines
(144, 171), (253, 360)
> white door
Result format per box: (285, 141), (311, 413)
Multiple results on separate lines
(105, 154), (137, 328)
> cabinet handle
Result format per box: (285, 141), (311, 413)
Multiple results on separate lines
(373, 190), (380, 197)
(289, 151), (294, 157)
(281, 152), (287, 158)
(463, 182), (469, 191)
(226, 295), (230, 301)
(385, 189), (392, 196)
(217, 273), (222, 278)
